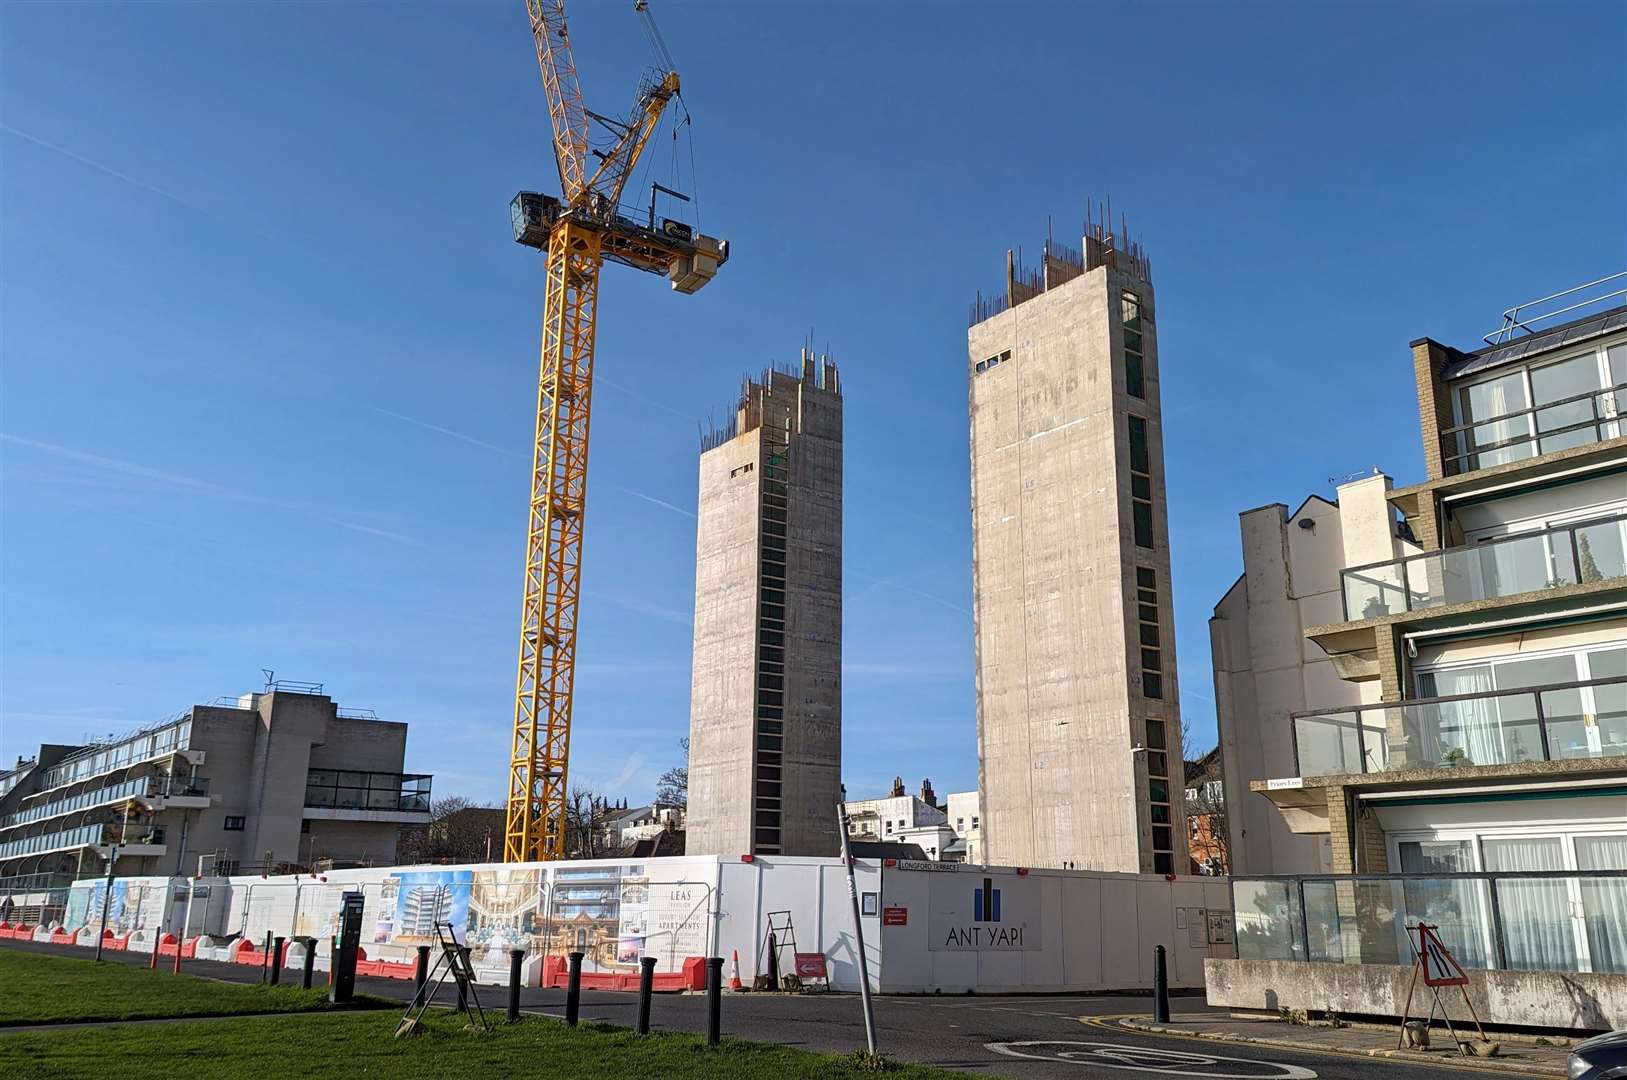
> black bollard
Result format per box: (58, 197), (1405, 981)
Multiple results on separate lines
(301, 938), (316, 990)
(636, 956), (656, 1035)
(706, 956), (723, 1046)
(1153, 944), (1170, 1023)
(414, 944), (431, 1003)
(456, 948), (470, 1014)
(261, 931), (273, 983)
(508, 949), (524, 1023)
(565, 951), (583, 1027)
(328, 937), (336, 987)
(270, 936), (286, 985)
(766, 931), (779, 989)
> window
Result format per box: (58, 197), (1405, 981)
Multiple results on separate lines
(1122, 291), (1145, 398)
(1128, 416), (1154, 548)
(971, 816), (979, 828)
(1136, 569), (1164, 699)
(1153, 852), (1173, 875)
(730, 462), (754, 478)
(975, 350), (1011, 376)
(1451, 339), (1627, 472)
(301, 819), (311, 834)
(224, 815), (245, 831)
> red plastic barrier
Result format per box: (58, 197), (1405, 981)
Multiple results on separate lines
(539, 956), (705, 993)
(156, 934), (194, 958)
(49, 931), (76, 946)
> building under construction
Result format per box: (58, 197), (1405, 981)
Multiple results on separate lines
(968, 215), (1188, 875)
(687, 352), (843, 857)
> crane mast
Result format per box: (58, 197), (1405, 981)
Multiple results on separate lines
(504, 0), (726, 863)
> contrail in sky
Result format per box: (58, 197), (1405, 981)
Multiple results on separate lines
(369, 406), (515, 456)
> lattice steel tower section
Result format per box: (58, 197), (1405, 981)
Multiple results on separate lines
(503, 0), (728, 862)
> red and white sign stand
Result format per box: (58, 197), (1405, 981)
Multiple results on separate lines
(1397, 923), (1489, 1053)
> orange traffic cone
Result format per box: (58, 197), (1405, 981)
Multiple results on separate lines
(729, 948), (743, 991)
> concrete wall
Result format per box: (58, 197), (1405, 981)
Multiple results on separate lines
(688, 360), (842, 858)
(687, 432), (763, 858)
(968, 257), (1185, 874)
(1211, 497), (1350, 877)
(1206, 957), (1627, 1032)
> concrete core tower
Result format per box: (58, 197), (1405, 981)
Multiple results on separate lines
(687, 352), (842, 857)
(967, 223), (1188, 874)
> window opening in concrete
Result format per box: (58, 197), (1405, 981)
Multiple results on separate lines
(1136, 568), (1163, 698)
(1122, 291), (1145, 398)
(224, 815), (245, 831)
(1128, 416), (1154, 548)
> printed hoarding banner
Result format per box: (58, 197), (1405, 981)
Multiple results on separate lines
(928, 872), (1040, 951)
(386, 870), (472, 946)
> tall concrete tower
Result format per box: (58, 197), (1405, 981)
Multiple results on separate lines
(967, 222), (1188, 874)
(687, 352), (842, 857)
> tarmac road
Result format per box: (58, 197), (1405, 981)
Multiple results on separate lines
(3, 940), (1532, 1079)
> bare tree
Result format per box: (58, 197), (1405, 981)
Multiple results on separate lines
(396, 795), (503, 864)
(564, 785), (613, 859)
(655, 737), (689, 808)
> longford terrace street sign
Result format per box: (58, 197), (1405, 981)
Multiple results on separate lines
(929, 872), (1039, 951)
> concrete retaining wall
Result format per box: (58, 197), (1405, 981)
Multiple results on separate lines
(1205, 957), (1627, 1032)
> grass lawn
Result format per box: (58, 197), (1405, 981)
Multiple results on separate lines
(0, 1010), (975, 1079)
(0, 948), (354, 1026)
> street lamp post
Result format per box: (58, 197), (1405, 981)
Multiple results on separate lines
(93, 844), (121, 963)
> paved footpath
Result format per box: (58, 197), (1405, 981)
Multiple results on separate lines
(3, 940), (1571, 1078)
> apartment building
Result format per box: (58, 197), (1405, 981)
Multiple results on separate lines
(843, 779), (958, 860)
(968, 220), (1187, 874)
(0, 681), (432, 903)
(687, 352), (843, 858)
(1214, 278), (1626, 968)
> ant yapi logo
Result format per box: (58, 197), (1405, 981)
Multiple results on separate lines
(973, 878), (1001, 922)
(943, 876), (1026, 948)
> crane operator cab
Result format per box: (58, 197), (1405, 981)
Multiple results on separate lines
(510, 190), (729, 294)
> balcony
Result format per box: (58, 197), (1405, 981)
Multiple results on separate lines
(38, 717), (192, 791)
(1340, 513), (1627, 622)
(1232, 870), (1627, 974)
(0, 775), (210, 831)
(304, 770), (431, 815)
(0, 823), (166, 862)
(1292, 674), (1627, 778)
(1439, 380), (1626, 478)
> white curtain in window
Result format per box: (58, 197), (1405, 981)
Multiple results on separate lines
(1399, 841), (1487, 968)
(1577, 835), (1627, 974)
(1483, 837), (1574, 971)
(1423, 668), (1501, 766)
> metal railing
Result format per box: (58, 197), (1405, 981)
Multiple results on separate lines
(39, 717), (192, 790)
(1291, 674), (1627, 777)
(0, 775), (209, 831)
(1233, 870), (1627, 975)
(1482, 271), (1627, 345)
(304, 770), (432, 813)
(1340, 512), (1627, 620)
(0, 823), (168, 862)
(1439, 381), (1626, 476)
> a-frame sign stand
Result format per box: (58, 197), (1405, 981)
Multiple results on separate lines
(1396, 923), (1489, 1054)
(396, 922), (491, 1036)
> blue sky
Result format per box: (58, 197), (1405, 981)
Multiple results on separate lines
(3, 1), (1623, 807)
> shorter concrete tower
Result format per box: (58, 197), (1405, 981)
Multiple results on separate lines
(687, 352), (843, 857)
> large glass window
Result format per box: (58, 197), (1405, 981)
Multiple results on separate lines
(1531, 354), (1608, 453)
(1458, 372), (1532, 469)
(1484, 837), (1574, 971)
(1577, 835), (1627, 973)
(1399, 840), (1489, 968)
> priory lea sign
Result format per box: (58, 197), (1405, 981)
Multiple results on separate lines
(928, 872), (1041, 952)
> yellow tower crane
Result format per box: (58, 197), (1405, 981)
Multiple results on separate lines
(504, 0), (727, 863)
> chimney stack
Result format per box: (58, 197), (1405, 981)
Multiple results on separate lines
(889, 776), (905, 798)
(920, 779), (937, 808)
